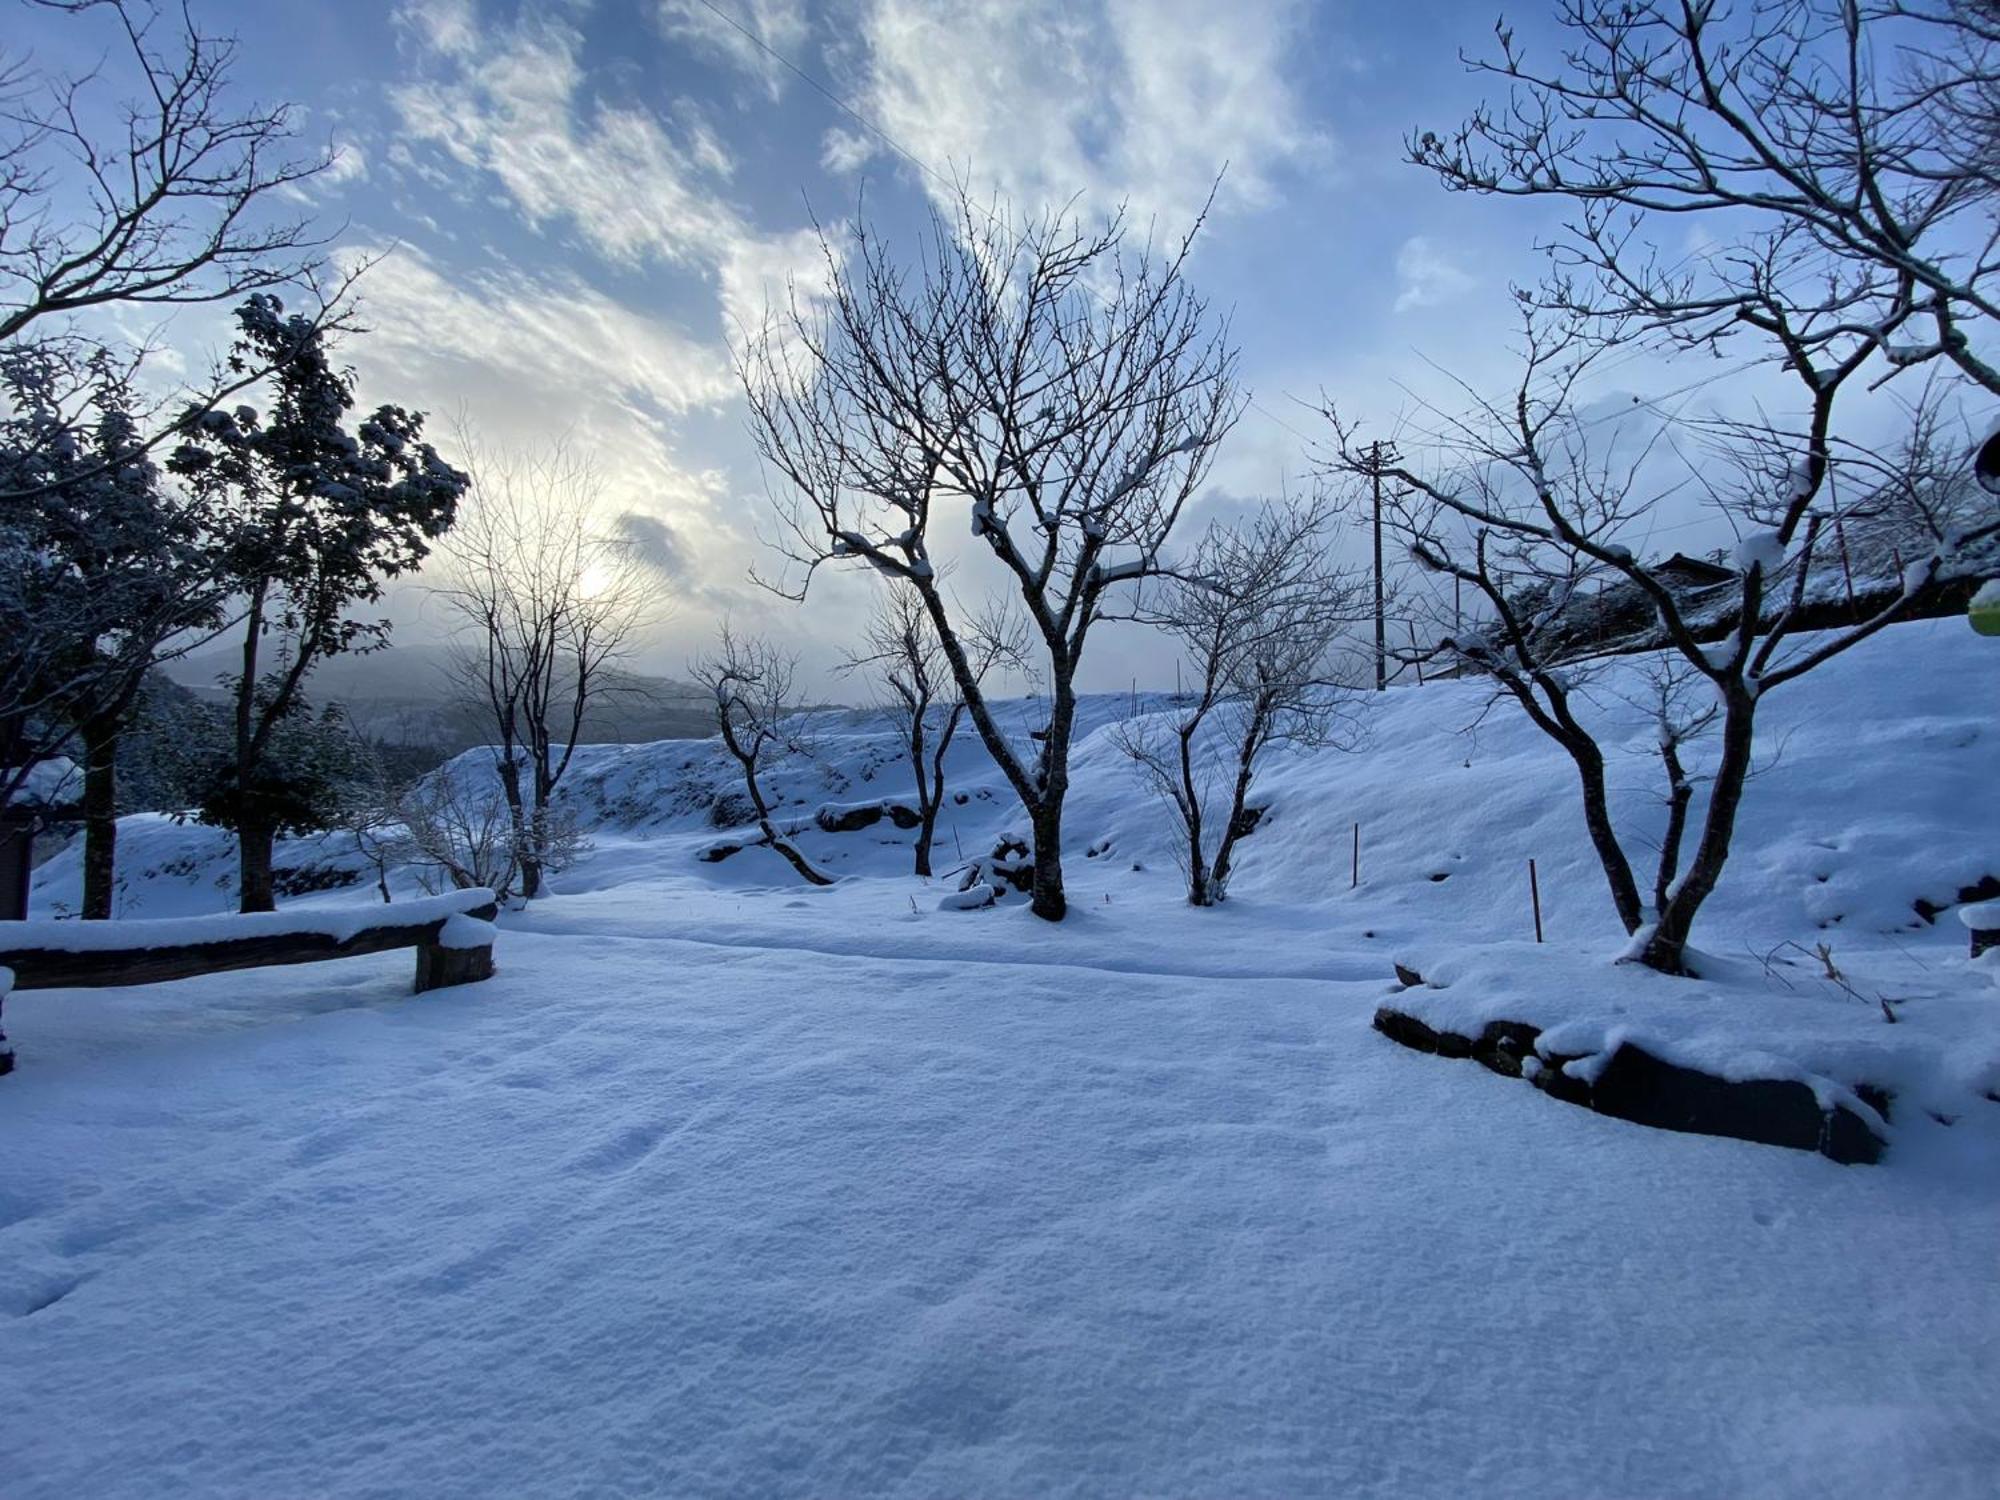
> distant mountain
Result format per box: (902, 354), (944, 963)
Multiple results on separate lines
(161, 642), (717, 752)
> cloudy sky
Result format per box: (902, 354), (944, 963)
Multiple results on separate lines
(36, 0), (1667, 692)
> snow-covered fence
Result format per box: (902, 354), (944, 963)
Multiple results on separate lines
(0, 890), (499, 1076)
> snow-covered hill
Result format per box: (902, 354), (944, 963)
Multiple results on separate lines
(39, 615), (1994, 953)
(6, 617), (1998, 1499)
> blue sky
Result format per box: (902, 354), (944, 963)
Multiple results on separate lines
(31, 0), (1633, 689)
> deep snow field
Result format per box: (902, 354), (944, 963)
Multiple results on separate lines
(4, 618), (1998, 1498)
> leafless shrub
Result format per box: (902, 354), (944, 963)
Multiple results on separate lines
(1113, 495), (1367, 905)
(692, 626), (830, 886)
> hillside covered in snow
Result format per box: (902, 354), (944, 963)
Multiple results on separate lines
(6, 616), (1998, 1499)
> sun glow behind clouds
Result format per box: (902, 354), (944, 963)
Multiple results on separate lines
(337, 0), (1561, 689)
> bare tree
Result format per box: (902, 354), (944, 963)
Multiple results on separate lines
(398, 774), (518, 902)
(1375, 0), (2000, 972)
(743, 189), (1240, 920)
(840, 582), (1021, 877)
(340, 760), (412, 906)
(1623, 656), (1720, 923)
(1933, 1), (2000, 206)
(1410, 1), (2000, 399)
(0, 0), (329, 346)
(1114, 496), (1366, 906)
(1323, 310), (1999, 975)
(692, 626), (830, 887)
(432, 432), (651, 899)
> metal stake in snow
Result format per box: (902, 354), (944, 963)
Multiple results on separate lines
(1351, 822), (1360, 890)
(1529, 858), (1544, 944)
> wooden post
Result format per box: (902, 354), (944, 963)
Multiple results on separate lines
(1368, 440), (1384, 688)
(1351, 822), (1360, 890)
(1833, 513), (1857, 618)
(1529, 858), (1544, 943)
(0, 811), (35, 922)
(415, 938), (495, 993)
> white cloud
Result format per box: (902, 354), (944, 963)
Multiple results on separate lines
(389, 4), (836, 349)
(324, 140), (369, 186)
(338, 245), (750, 612)
(391, 7), (745, 270)
(717, 225), (839, 356)
(653, 0), (810, 102)
(1392, 235), (1473, 313)
(841, 0), (1322, 233)
(395, 0), (479, 57)
(820, 126), (874, 176)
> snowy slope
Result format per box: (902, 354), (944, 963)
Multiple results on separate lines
(34, 616), (1994, 948)
(4, 617), (1997, 1498)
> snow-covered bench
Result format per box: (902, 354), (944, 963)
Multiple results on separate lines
(0, 889), (499, 1076)
(1960, 899), (2000, 959)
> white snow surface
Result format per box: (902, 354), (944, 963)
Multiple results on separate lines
(1734, 528), (1788, 575)
(434, 912), (497, 951)
(3, 618), (1998, 1497)
(1960, 899), (2000, 931)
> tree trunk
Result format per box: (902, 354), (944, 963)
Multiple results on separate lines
(760, 815), (834, 886)
(914, 804), (936, 878)
(522, 769), (556, 899)
(238, 816), (277, 913)
(1025, 678), (1081, 923)
(1028, 801), (1066, 920)
(80, 712), (120, 920)
(1204, 707), (1268, 908)
(1654, 739), (1695, 918)
(1568, 734), (1646, 935)
(1636, 690), (1757, 976)
(1175, 720), (1213, 906)
(496, 755), (537, 900)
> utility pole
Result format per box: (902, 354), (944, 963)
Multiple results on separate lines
(1368, 441), (1394, 691)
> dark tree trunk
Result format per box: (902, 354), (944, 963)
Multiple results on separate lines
(238, 816), (277, 913)
(1654, 739), (1695, 918)
(1025, 680), (1079, 922)
(496, 755), (537, 901)
(1029, 801), (1066, 920)
(1495, 671), (1646, 937)
(521, 770), (556, 899)
(1205, 707), (1268, 907)
(1636, 690), (1757, 976)
(911, 701), (959, 882)
(1569, 734), (1646, 935)
(718, 715), (832, 888)
(759, 813), (834, 886)
(80, 712), (120, 920)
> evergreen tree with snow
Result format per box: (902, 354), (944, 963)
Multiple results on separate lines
(168, 297), (468, 911)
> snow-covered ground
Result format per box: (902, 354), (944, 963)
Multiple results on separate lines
(4, 618), (1997, 1497)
